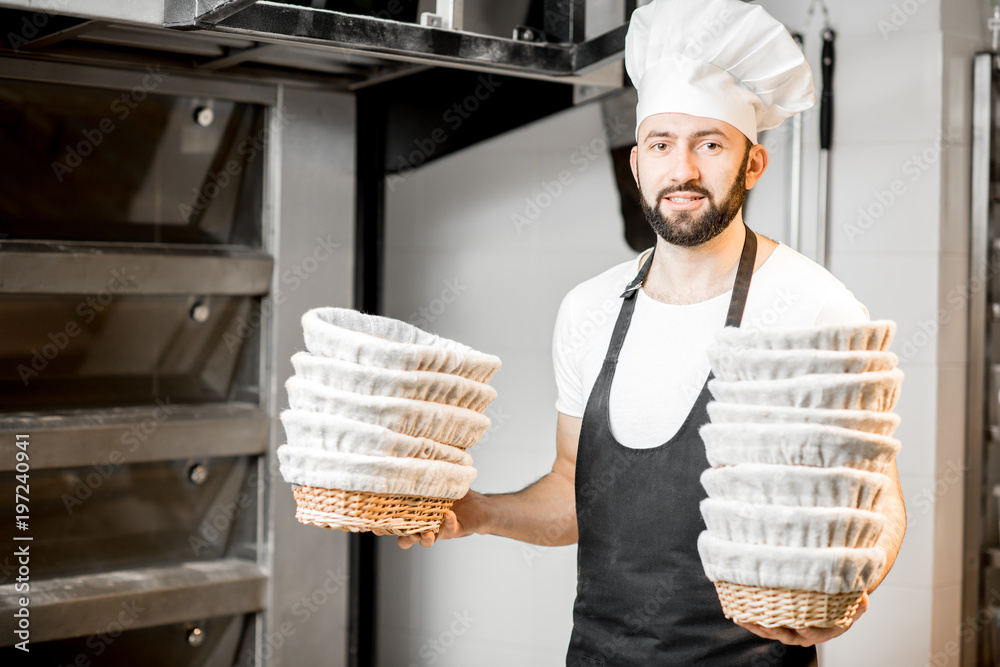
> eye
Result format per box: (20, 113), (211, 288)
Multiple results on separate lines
(703, 142), (721, 151)
(652, 142), (668, 151)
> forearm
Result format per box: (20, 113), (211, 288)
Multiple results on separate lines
(867, 469), (906, 594)
(478, 471), (577, 546)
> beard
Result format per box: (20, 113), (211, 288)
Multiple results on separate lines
(638, 150), (750, 247)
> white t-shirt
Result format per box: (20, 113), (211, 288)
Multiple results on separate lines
(552, 243), (869, 449)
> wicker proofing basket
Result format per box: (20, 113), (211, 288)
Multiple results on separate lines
(292, 484), (454, 536)
(713, 581), (864, 629)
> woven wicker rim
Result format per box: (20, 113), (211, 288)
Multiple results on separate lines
(714, 581), (864, 629)
(292, 484), (453, 536)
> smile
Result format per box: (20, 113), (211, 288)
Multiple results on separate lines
(662, 193), (706, 210)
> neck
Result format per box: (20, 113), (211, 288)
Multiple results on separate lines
(643, 213), (749, 305)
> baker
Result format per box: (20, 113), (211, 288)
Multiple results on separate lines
(399, 0), (907, 664)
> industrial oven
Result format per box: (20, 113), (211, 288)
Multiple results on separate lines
(0, 1), (626, 664)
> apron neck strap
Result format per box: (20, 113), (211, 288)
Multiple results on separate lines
(724, 223), (756, 328)
(608, 223), (757, 364)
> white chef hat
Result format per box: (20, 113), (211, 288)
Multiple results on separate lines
(625, 0), (815, 144)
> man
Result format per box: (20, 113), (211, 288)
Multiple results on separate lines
(399, 0), (906, 664)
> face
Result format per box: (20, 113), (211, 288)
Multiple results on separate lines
(630, 113), (765, 247)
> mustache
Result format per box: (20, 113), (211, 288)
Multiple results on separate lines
(656, 182), (712, 200)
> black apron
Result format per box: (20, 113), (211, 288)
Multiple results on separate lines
(566, 226), (817, 667)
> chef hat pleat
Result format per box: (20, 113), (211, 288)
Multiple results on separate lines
(625, 0), (815, 144)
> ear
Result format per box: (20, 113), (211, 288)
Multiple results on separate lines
(630, 145), (639, 187)
(745, 143), (769, 190)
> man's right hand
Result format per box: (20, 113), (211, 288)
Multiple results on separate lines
(396, 413), (582, 550)
(396, 489), (488, 549)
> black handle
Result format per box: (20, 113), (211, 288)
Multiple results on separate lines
(820, 28), (836, 150)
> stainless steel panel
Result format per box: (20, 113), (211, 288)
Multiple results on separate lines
(189, 1), (626, 79)
(0, 293), (259, 410)
(965, 51), (995, 667)
(0, 76), (266, 243)
(0, 403), (268, 470)
(165, 0), (260, 28)
(0, 455), (259, 581)
(0, 0), (163, 26)
(0, 559), (266, 644)
(1, 613), (253, 666)
(263, 85), (354, 667)
(0, 57), (277, 104)
(0, 243), (273, 295)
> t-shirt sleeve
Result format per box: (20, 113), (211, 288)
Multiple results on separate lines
(552, 289), (585, 418)
(813, 288), (870, 326)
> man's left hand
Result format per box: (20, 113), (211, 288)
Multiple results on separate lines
(734, 591), (869, 647)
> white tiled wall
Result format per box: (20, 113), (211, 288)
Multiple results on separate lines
(378, 103), (634, 667)
(378, 1), (986, 664)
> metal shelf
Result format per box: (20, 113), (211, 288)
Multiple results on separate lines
(0, 403), (269, 470)
(0, 241), (273, 295)
(0, 558), (266, 645)
(168, 1), (627, 81)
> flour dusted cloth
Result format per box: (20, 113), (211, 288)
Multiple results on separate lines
(286, 377), (490, 449)
(277, 446), (476, 499)
(708, 369), (903, 412)
(700, 464), (891, 512)
(707, 347), (898, 382)
(700, 422), (900, 473)
(714, 320), (896, 352)
(302, 308), (501, 383)
(697, 533), (886, 595)
(280, 410), (473, 466)
(700, 499), (885, 549)
(291, 352), (497, 413)
(706, 402), (901, 437)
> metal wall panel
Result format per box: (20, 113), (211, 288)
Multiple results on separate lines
(262, 84), (355, 667)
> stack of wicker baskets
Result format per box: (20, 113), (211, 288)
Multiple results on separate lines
(277, 307), (501, 536)
(697, 320), (903, 628)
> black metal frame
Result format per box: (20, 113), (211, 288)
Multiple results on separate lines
(166, 0), (626, 78)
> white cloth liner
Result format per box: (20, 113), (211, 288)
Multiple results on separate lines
(707, 347), (898, 382)
(700, 463), (892, 512)
(700, 499), (885, 549)
(714, 320), (896, 352)
(280, 409), (473, 466)
(700, 422), (900, 473)
(697, 533), (886, 594)
(277, 446), (476, 499)
(708, 369), (903, 412)
(291, 352), (497, 414)
(286, 376), (490, 449)
(302, 307), (501, 383)
(706, 402), (900, 437)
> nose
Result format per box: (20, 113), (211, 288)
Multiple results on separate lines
(667, 146), (699, 185)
